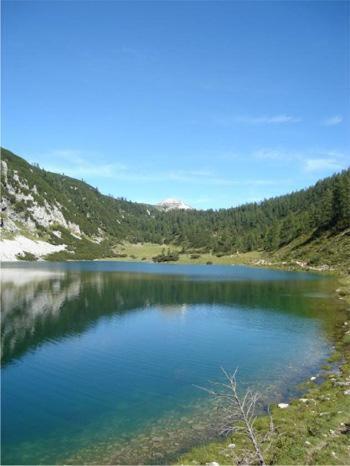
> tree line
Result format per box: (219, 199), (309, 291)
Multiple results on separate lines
(2, 148), (349, 255)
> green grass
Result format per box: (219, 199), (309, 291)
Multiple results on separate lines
(178, 361), (350, 465)
(336, 275), (350, 306)
(97, 242), (180, 262)
(177, 250), (264, 266)
(273, 228), (350, 273)
(97, 242), (264, 265)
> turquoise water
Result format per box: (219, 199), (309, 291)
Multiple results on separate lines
(1, 262), (340, 464)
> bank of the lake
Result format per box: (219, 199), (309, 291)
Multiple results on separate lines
(102, 256), (349, 466)
(95, 239), (348, 274)
(177, 275), (350, 465)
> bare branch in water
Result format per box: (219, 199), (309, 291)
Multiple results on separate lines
(197, 368), (277, 466)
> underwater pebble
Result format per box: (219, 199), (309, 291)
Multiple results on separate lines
(227, 443), (236, 449)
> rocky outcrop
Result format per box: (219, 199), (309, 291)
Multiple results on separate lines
(1, 159), (82, 240)
(156, 198), (192, 211)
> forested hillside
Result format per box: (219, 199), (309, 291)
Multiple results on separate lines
(1, 148), (349, 266)
(0, 148), (160, 240)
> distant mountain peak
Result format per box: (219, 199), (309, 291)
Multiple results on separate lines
(157, 198), (192, 211)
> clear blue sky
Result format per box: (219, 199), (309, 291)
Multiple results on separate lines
(2, 0), (349, 209)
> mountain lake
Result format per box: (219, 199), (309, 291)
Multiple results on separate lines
(1, 261), (344, 464)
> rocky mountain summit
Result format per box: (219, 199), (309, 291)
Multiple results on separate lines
(156, 198), (192, 211)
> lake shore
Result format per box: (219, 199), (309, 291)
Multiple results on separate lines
(57, 263), (350, 465)
(94, 255), (350, 464)
(176, 275), (350, 465)
(95, 240), (348, 274)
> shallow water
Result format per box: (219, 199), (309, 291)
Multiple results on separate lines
(1, 261), (341, 464)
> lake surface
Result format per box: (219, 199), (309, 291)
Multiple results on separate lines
(1, 261), (342, 464)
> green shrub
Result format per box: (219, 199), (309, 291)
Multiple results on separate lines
(152, 252), (179, 263)
(16, 251), (38, 261)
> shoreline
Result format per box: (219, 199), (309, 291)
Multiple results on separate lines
(63, 265), (350, 465)
(177, 274), (350, 465)
(3, 252), (336, 272)
(62, 271), (346, 465)
(95, 250), (344, 276)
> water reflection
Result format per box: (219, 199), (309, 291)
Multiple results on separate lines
(1, 265), (337, 366)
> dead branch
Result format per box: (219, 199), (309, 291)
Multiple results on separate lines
(198, 368), (276, 466)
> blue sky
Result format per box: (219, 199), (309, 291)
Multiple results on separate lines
(2, 0), (349, 209)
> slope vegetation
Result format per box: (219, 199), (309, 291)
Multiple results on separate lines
(1, 148), (349, 267)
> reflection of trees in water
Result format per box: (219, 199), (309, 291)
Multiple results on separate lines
(1, 269), (338, 366)
(1, 271), (82, 364)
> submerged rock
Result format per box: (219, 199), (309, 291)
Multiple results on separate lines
(278, 403), (289, 409)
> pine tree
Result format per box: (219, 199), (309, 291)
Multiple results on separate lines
(321, 188), (334, 227)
